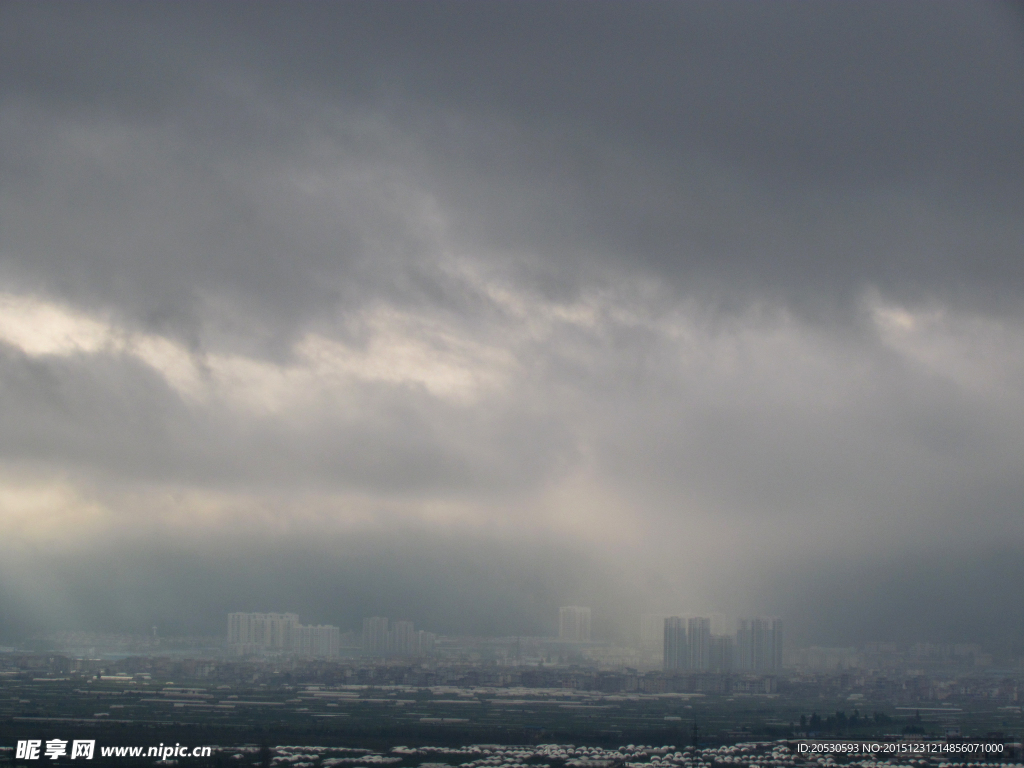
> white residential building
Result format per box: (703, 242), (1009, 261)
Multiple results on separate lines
(228, 612), (340, 657)
(227, 612), (299, 651)
(362, 616), (389, 656)
(293, 624), (341, 657)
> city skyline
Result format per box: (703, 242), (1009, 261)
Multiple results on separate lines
(218, 606), (777, 652)
(215, 606), (787, 678)
(227, 611), (342, 657)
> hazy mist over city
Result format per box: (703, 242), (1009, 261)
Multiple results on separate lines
(1, 1), (1023, 651)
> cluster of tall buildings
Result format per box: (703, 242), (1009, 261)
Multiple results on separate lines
(225, 606), (782, 671)
(227, 612), (341, 657)
(361, 617), (436, 657)
(644, 614), (782, 673)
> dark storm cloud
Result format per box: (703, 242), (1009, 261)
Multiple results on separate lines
(2, 1), (1021, 326)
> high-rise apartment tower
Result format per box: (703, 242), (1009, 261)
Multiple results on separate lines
(663, 616), (687, 671)
(558, 606), (592, 642)
(736, 616), (783, 672)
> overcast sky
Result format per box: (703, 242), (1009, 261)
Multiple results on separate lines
(0, 1), (1022, 646)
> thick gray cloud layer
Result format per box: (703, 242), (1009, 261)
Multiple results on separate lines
(0, 1), (1022, 645)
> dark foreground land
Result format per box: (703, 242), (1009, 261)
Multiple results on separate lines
(0, 735), (1021, 768)
(1, 671), (1023, 766)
